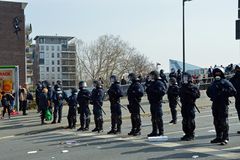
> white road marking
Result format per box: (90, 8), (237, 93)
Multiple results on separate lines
(0, 135), (15, 140)
(222, 146), (240, 151)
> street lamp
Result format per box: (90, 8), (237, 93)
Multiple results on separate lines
(183, 0), (192, 73)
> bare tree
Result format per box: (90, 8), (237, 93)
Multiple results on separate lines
(76, 34), (154, 86)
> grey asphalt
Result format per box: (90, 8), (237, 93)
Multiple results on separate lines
(0, 91), (240, 160)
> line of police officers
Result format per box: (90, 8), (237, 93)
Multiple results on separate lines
(35, 65), (240, 145)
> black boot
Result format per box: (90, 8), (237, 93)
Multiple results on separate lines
(92, 117), (98, 132)
(98, 118), (103, 133)
(83, 118), (90, 131)
(108, 115), (116, 134)
(128, 114), (136, 135)
(157, 119), (164, 136)
(148, 120), (158, 137)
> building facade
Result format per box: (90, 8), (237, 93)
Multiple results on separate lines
(34, 36), (77, 90)
(0, 1), (27, 86)
(25, 24), (34, 89)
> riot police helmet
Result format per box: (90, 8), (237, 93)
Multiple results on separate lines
(149, 70), (159, 80)
(79, 81), (87, 89)
(235, 65), (240, 73)
(128, 73), (137, 82)
(110, 75), (118, 83)
(93, 80), (101, 88)
(182, 72), (192, 84)
(212, 67), (225, 78)
(71, 88), (78, 94)
(169, 77), (177, 85)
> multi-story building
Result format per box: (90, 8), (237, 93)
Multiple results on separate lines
(25, 24), (34, 89)
(0, 1), (27, 86)
(33, 36), (77, 90)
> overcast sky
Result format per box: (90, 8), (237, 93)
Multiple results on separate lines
(6, 0), (239, 71)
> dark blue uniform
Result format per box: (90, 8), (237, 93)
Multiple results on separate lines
(52, 86), (66, 123)
(230, 73), (240, 121)
(179, 83), (200, 140)
(66, 93), (78, 129)
(146, 79), (167, 136)
(127, 80), (144, 135)
(108, 81), (123, 133)
(207, 79), (236, 142)
(77, 88), (91, 130)
(167, 84), (179, 123)
(91, 86), (105, 132)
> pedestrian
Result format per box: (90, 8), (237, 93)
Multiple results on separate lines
(66, 88), (78, 129)
(207, 67), (236, 145)
(77, 81), (91, 131)
(52, 82), (66, 124)
(120, 77), (127, 85)
(38, 88), (50, 125)
(176, 69), (182, 86)
(19, 84), (28, 115)
(127, 73), (144, 136)
(1, 91), (14, 119)
(35, 82), (43, 113)
(107, 75), (123, 134)
(167, 77), (179, 124)
(230, 65), (240, 134)
(179, 72), (200, 141)
(146, 71), (167, 137)
(91, 80), (105, 133)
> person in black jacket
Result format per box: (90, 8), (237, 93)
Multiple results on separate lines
(160, 69), (168, 84)
(38, 88), (50, 125)
(169, 68), (177, 79)
(230, 65), (240, 134)
(1, 91), (14, 119)
(77, 81), (91, 131)
(207, 67), (236, 145)
(127, 73), (144, 136)
(66, 88), (78, 129)
(167, 77), (179, 124)
(179, 72), (200, 141)
(35, 82), (43, 113)
(52, 83), (66, 124)
(91, 80), (105, 133)
(146, 71), (167, 137)
(107, 75), (124, 134)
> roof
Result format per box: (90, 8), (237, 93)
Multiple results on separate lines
(0, 0), (27, 9)
(34, 35), (74, 41)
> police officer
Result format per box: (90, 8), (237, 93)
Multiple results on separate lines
(160, 69), (168, 84)
(230, 65), (240, 134)
(52, 83), (66, 124)
(176, 69), (182, 86)
(107, 75), (124, 134)
(169, 68), (177, 79)
(207, 67), (236, 145)
(179, 72), (200, 141)
(66, 88), (78, 129)
(91, 80), (105, 133)
(127, 73), (144, 136)
(146, 71), (167, 137)
(77, 81), (91, 131)
(167, 77), (179, 124)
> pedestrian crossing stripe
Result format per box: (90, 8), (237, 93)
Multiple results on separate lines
(149, 142), (182, 148)
(222, 146), (240, 151)
(186, 147), (219, 153)
(215, 153), (240, 159)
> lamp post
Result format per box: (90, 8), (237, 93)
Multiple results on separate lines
(183, 0), (192, 73)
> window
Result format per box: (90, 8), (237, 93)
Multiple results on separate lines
(57, 53), (60, 58)
(52, 60), (54, 65)
(52, 67), (55, 72)
(46, 74), (49, 79)
(46, 67), (49, 72)
(39, 38), (44, 44)
(57, 67), (60, 72)
(40, 52), (44, 59)
(45, 60), (49, 65)
(40, 46), (44, 51)
(57, 46), (60, 51)
(57, 60), (60, 65)
(46, 53), (49, 58)
(41, 74), (45, 79)
(51, 46), (54, 51)
(52, 53), (54, 58)
(58, 74), (60, 79)
(46, 46), (49, 51)
(40, 66), (44, 72)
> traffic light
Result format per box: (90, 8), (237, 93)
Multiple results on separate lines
(236, 20), (240, 40)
